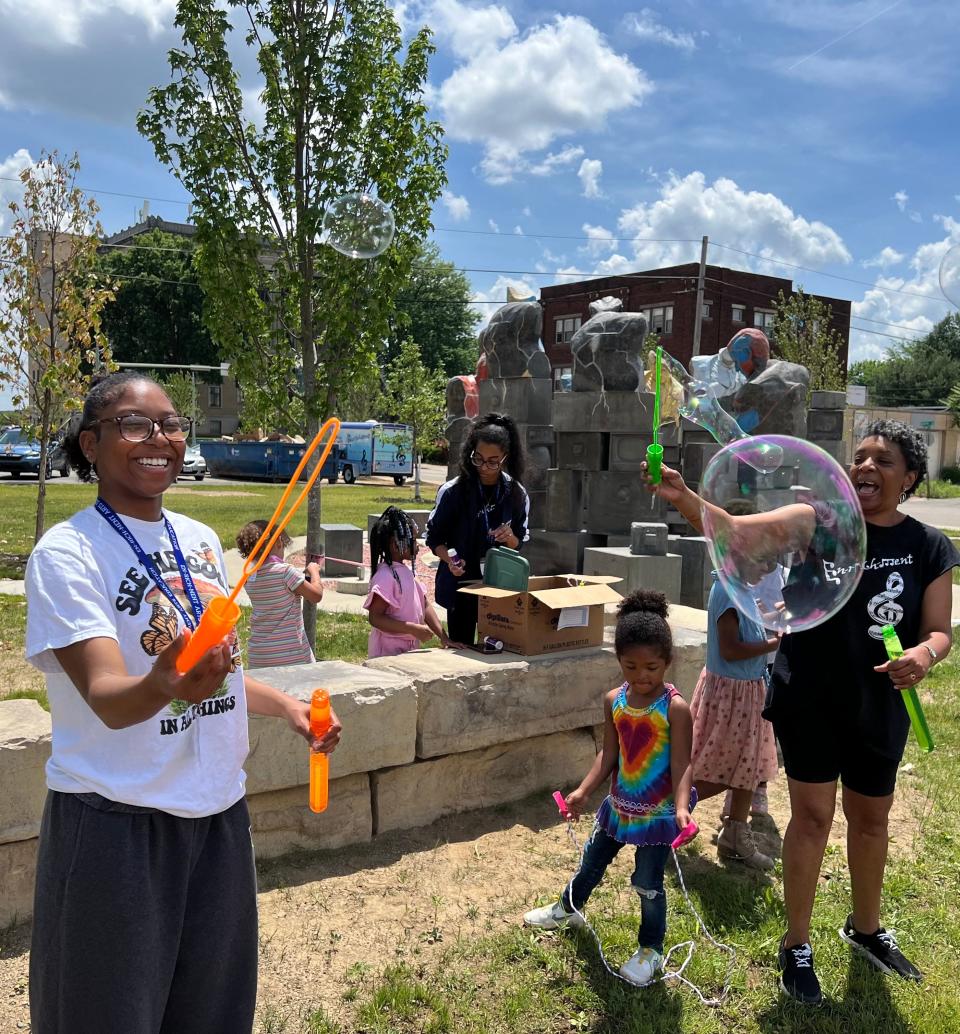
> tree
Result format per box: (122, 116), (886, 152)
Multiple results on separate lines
(382, 339), (445, 501)
(387, 242), (479, 376)
(139, 0), (447, 642)
(159, 371), (201, 435)
(772, 287), (845, 396)
(848, 313), (960, 407)
(98, 228), (219, 369)
(0, 152), (115, 543)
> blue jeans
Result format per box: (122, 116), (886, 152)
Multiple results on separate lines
(561, 822), (671, 953)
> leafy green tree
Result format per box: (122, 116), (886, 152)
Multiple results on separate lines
(382, 339), (445, 501)
(159, 371), (201, 436)
(387, 242), (479, 376)
(772, 287), (845, 395)
(139, 0), (447, 641)
(848, 313), (960, 407)
(99, 229), (219, 369)
(0, 152), (115, 542)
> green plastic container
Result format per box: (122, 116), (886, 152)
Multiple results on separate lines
(483, 546), (530, 592)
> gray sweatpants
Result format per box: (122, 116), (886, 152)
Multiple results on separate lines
(30, 791), (258, 1034)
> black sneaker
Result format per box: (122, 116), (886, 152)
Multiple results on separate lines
(839, 915), (922, 981)
(778, 936), (823, 1005)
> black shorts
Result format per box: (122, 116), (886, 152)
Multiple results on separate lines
(773, 715), (901, 797)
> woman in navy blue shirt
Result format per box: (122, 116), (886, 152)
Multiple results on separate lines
(427, 413), (530, 645)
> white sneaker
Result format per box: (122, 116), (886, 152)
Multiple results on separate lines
(619, 946), (663, 986)
(523, 900), (585, 931)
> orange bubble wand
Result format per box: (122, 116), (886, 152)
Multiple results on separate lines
(176, 417), (342, 674)
(309, 688), (333, 813)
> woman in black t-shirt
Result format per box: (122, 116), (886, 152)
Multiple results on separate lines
(426, 413), (530, 645)
(645, 420), (957, 1007)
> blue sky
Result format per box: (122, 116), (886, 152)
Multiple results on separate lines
(1, 0), (958, 408)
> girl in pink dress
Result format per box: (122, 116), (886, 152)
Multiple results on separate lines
(364, 507), (459, 658)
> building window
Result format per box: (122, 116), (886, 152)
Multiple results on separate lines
(207, 419), (222, 437)
(702, 301), (712, 320)
(208, 384), (222, 408)
(754, 309), (776, 332)
(553, 365), (573, 392)
(732, 304), (745, 323)
(642, 305), (673, 335)
(554, 316), (581, 344)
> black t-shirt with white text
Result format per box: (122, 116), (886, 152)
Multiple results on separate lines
(767, 515), (958, 760)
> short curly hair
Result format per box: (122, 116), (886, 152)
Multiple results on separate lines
(236, 520), (291, 559)
(861, 419), (928, 498)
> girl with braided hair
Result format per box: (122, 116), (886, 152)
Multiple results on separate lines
(426, 412), (530, 645)
(364, 506), (460, 657)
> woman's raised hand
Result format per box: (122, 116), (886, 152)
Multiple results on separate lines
(641, 460), (688, 505)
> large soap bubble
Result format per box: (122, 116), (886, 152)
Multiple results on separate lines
(940, 244), (960, 308)
(699, 436), (866, 634)
(321, 192), (395, 258)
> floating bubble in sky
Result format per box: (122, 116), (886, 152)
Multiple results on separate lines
(699, 435), (866, 634)
(940, 244), (960, 308)
(321, 193), (395, 259)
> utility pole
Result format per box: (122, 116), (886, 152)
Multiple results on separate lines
(691, 234), (709, 358)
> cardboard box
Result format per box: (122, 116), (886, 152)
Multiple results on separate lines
(458, 575), (622, 656)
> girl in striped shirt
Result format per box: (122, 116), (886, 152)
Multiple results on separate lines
(524, 590), (695, 986)
(236, 520), (324, 668)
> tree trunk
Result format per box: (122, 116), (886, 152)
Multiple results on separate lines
(413, 426), (422, 502)
(34, 386), (53, 545)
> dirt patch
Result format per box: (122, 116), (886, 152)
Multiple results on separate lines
(0, 775), (929, 1033)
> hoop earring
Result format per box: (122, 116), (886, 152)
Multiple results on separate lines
(899, 491), (908, 504)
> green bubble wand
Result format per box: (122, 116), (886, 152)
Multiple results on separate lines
(881, 624), (934, 752)
(646, 346), (664, 484)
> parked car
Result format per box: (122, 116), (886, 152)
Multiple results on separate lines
(179, 445), (207, 481)
(0, 427), (71, 479)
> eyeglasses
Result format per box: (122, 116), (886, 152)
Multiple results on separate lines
(97, 414), (193, 443)
(471, 452), (505, 470)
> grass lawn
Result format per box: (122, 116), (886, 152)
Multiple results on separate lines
(0, 482), (437, 577)
(291, 659), (960, 1034)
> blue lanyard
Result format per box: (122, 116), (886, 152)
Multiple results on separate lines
(95, 498), (204, 631)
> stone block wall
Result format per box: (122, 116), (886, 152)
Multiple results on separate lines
(0, 626), (706, 926)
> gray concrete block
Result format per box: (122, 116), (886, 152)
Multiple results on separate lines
(245, 661), (417, 792)
(608, 432), (679, 471)
(557, 432), (609, 471)
(0, 700), (51, 846)
(478, 378), (553, 424)
(807, 409), (845, 438)
(606, 535), (631, 548)
(583, 547), (682, 600)
(811, 390), (846, 410)
(553, 391), (653, 433)
(681, 442), (722, 482)
(320, 524), (363, 577)
(526, 424), (555, 448)
(630, 522), (669, 556)
(368, 510), (433, 542)
(529, 490), (547, 528)
(813, 439), (847, 464)
(582, 471), (665, 534)
(668, 535), (713, 609)
(545, 468), (586, 531)
(0, 837), (38, 926)
(524, 530), (605, 574)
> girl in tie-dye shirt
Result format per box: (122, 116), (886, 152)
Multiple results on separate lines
(523, 590), (695, 987)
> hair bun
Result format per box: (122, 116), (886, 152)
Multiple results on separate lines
(617, 589), (669, 621)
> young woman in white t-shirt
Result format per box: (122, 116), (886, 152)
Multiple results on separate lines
(24, 371), (342, 1034)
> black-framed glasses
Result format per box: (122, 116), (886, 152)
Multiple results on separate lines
(471, 451), (505, 470)
(97, 414), (193, 443)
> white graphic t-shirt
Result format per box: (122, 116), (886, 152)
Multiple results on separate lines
(26, 505), (248, 817)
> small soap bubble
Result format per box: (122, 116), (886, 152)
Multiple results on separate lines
(699, 435), (866, 634)
(320, 193), (395, 259)
(940, 244), (960, 308)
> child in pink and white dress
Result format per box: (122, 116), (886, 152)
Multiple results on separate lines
(364, 507), (461, 658)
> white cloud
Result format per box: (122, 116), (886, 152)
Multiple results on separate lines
(849, 215), (958, 363)
(0, 0), (176, 46)
(862, 246), (905, 270)
(488, 218), (500, 233)
(438, 15), (651, 183)
(0, 148), (34, 234)
(425, 0), (516, 59)
(578, 158), (603, 199)
(513, 225), (523, 234)
(892, 189), (910, 212)
(615, 170), (852, 270)
(482, 144), (585, 185)
(472, 275), (537, 326)
(522, 206), (532, 217)
(582, 223), (617, 257)
(441, 189), (471, 221)
(626, 9), (696, 52)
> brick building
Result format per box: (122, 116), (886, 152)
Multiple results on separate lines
(540, 263), (851, 390)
